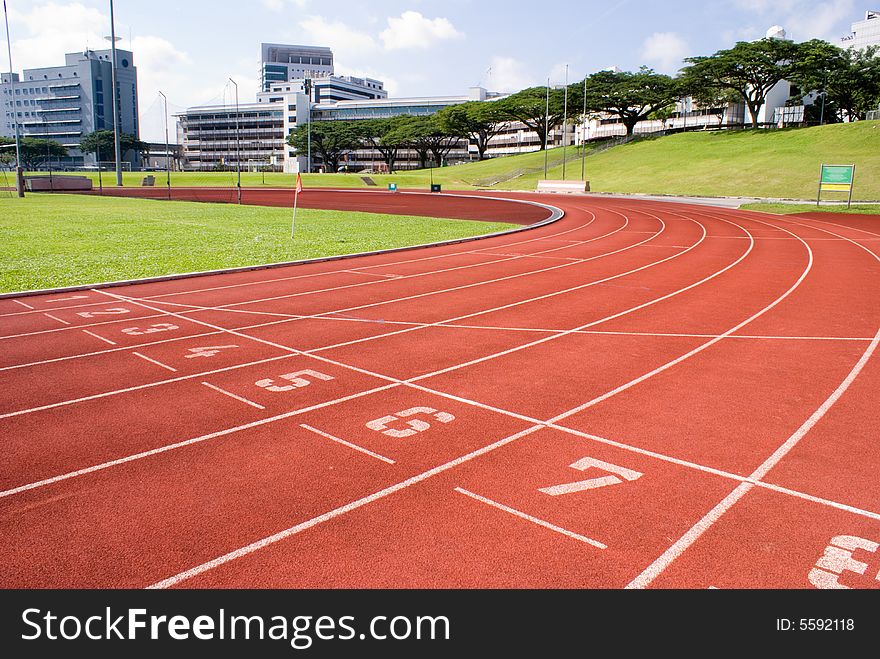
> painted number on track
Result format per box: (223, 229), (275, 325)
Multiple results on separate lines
(255, 370), (335, 392)
(121, 323), (179, 336)
(539, 457), (643, 496)
(77, 307), (131, 318)
(809, 535), (880, 589)
(185, 345), (239, 359)
(366, 407), (455, 438)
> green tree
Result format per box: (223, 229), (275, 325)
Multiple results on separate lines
(0, 136), (15, 165)
(79, 130), (150, 163)
(353, 116), (411, 173)
(436, 101), (509, 160)
(792, 40), (880, 122)
(16, 138), (68, 170)
(496, 86), (566, 150)
(287, 121), (360, 172)
(577, 68), (682, 136)
(389, 115), (464, 168)
(682, 38), (802, 128)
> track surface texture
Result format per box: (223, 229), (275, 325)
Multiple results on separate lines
(2, 189), (879, 590)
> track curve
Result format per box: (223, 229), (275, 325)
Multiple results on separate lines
(1, 191), (878, 590)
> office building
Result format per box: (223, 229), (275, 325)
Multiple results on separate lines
(260, 43), (334, 91)
(840, 10), (880, 50)
(1, 48), (139, 167)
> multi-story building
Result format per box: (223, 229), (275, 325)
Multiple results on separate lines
(260, 43), (334, 91)
(840, 10), (880, 50)
(1, 48), (139, 168)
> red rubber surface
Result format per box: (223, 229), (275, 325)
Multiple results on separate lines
(2, 190), (879, 590)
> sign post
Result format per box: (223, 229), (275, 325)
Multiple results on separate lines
(817, 164), (856, 208)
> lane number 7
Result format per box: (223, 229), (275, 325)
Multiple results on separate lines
(539, 457), (643, 496)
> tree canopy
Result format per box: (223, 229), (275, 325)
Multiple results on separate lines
(681, 38), (802, 128)
(436, 101), (510, 160)
(791, 40), (880, 122)
(5, 137), (69, 170)
(79, 130), (150, 159)
(287, 121), (360, 172)
(495, 86), (566, 150)
(578, 68), (681, 136)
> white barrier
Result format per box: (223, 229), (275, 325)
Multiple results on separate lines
(537, 179), (589, 194)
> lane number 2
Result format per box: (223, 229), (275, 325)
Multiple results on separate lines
(809, 535), (880, 589)
(539, 457), (643, 496)
(255, 370), (334, 392)
(366, 407), (455, 438)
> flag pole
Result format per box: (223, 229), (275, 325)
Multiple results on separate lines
(292, 172), (302, 238)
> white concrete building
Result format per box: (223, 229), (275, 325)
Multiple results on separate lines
(840, 11), (880, 50)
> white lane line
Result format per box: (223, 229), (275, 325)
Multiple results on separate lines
(546, 218), (811, 425)
(625, 217), (880, 590)
(454, 487), (607, 549)
(82, 329), (117, 346)
(300, 424), (395, 464)
(0, 354), (295, 420)
(201, 382), (265, 410)
(753, 327), (880, 482)
(0, 382), (399, 500)
(12, 299), (34, 310)
(0, 215), (611, 336)
(132, 352), (178, 373)
(341, 270), (402, 280)
(147, 426), (543, 589)
(43, 313), (70, 326)
(626, 483), (755, 590)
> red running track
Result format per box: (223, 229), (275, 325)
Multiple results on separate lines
(2, 189), (879, 590)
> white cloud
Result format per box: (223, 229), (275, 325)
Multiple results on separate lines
(379, 11), (463, 50)
(783, 0), (855, 40)
(298, 15), (377, 59)
(729, 0), (855, 41)
(640, 32), (689, 73)
(9, 2), (107, 70)
(486, 56), (536, 93)
(262, 0), (309, 11)
(731, 0), (799, 12)
(334, 60), (400, 96)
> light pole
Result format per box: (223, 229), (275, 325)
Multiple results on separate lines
(305, 78), (312, 174)
(228, 77), (241, 204)
(3, 0), (23, 196)
(108, 0), (122, 186)
(158, 90), (171, 199)
(562, 65), (569, 180)
(581, 74), (588, 181)
(543, 77), (550, 179)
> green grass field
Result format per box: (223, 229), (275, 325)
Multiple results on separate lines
(739, 203), (880, 216)
(0, 194), (516, 293)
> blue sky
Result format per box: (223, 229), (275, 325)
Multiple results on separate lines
(2, 0), (866, 139)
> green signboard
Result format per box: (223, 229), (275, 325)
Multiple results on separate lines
(817, 164), (856, 208)
(820, 165), (855, 185)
